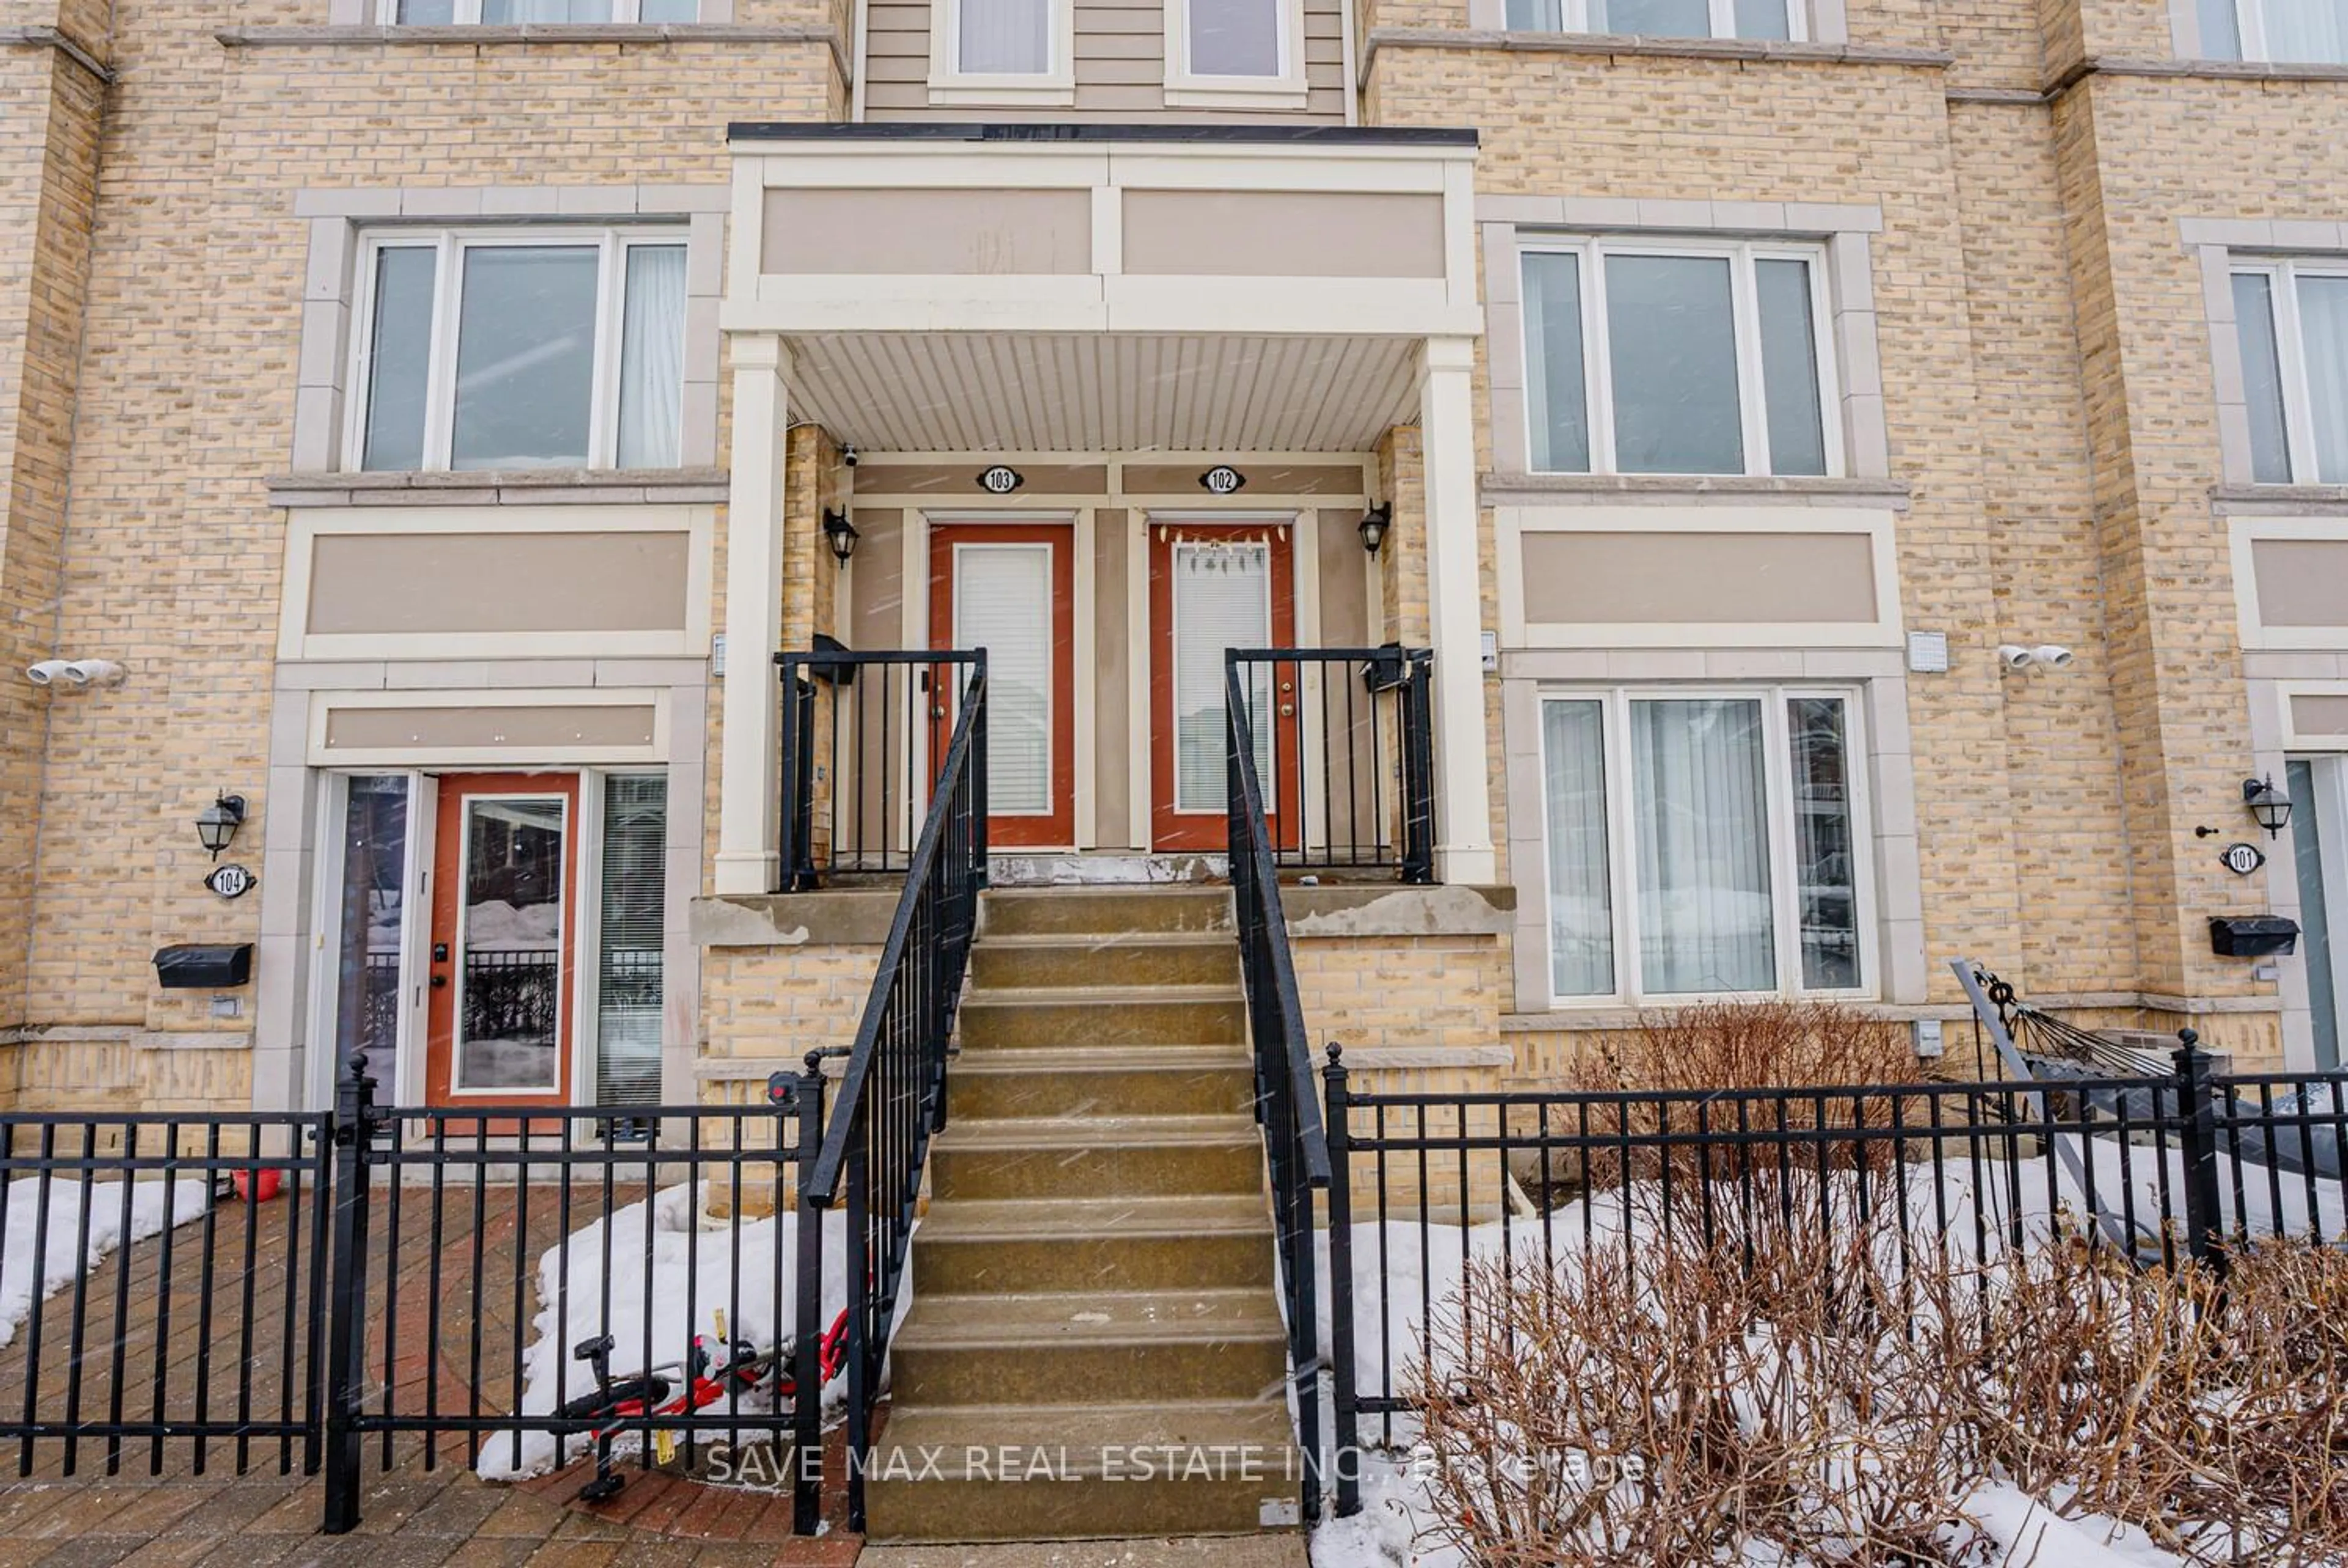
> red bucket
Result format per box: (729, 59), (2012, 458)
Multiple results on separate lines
(233, 1168), (283, 1204)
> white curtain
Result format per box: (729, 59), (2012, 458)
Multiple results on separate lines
(617, 245), (685, 470)
(954, 545), (1054, 815)
(1630, 699), (1775, 993)
(1187, 0), (1280, 75)
(959, 0), (1050, 73)
(1542, 701), (1614, 998)
(1173, 543), (1272, 812)
(2262, 0), (2348, 61)
(2298, 275), (2348, 482)
(482, 0), (610, 21)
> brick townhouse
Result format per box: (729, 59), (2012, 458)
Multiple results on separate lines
(0, 0), (2344, 1122)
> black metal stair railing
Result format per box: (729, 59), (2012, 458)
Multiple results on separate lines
(777, 648), (988, 891)
(796, 658), (988, 1533)
(1227, 646), (1434, 883)
(1225, 651), (1334, 1525)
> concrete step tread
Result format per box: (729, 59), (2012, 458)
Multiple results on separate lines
(896, 1289), (1287, 1349)
(950, 1045), (1252, 1077)
(940, 1114), (1263, 1149)
(976, 930), (1238, 951)
(964, 984), (1245, 1005)
(919, 1193), (1273, 1240)
(875, 1399), (1297, 1466)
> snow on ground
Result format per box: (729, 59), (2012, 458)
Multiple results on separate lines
(477, 1181), (859, 1481)
(0, 1176), (211, 1348)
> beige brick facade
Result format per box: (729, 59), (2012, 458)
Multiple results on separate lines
(0, 0), (2336, 1110)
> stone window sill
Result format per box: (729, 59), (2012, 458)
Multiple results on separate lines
(2211, 484), (2348, 515)
(1482, 471), (1911, 507)
(267, 467), (731, 507)
(217, 22), (836, 47)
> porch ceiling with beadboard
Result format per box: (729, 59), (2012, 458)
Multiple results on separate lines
(781, 331), (1421, 452)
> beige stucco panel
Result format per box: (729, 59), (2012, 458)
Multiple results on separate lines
(2292, 694), (2348, 741)
(762, 188), (1092, 276)
(322, 704), (658, 751)
(1120, 191), (1447, 280)
(2251, 539), (2348, 629)
(1520, 531), (1880, 626)
(306, 531), (692, 636)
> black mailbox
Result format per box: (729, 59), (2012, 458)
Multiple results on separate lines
(1360, 642), (1409, 694)
(2209, 916), (2300, 958)
(153, 943), (253, 989)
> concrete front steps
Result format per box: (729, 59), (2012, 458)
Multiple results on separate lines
(866, 886), (1301, 1544)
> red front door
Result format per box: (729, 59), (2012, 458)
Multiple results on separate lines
(423, 772), (581, 1108)
(1148, 520), (1299, 852)
(929, 521), (1077, 850)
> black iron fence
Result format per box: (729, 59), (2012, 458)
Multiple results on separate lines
(777, 648), (986, 890)
(1229, 647), (1433, 883)
(1226, 653), (1332, 1526)
(1315, 1034), (2348, 1516)
(0, 1110), (330, 1481)
(799, 660), (988, 1533)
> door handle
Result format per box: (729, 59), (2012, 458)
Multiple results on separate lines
(430, 974), (448, 989)
(1280, 704), (1294, 717)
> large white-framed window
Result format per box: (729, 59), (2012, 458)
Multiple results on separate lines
(2234, 258), (2348, 486)
(1165, 0), (1309, 105)
(1521, 237), (1842, 478)
(2196, 0), (2347, 62)
(929, 0), (1076, 103)
(1506, 0), (1804, 41)
(1538, 686), (1875, 1006)
(375, 0), (693, 21)
(346, 227), (688, 474)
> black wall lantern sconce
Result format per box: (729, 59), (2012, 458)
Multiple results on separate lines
(2243, 774), (2294, 839)
(195, 793), (246, 861)
(822, 508), (859, 566)
(1357, 503), (1392, 559)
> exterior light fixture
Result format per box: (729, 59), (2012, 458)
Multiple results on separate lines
(195, 793), (246, 860)
(822, 508), (859, 565)
(1357, 504), (1391, 558)
(2243, 775), (2294, 839)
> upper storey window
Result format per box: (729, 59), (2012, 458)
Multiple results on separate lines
(957, 0), (1051, 71)
(1521, 238), (1839, 477)
(932, 0), (1073, 103)
(2235, 260), (2348, 485)
(350, 229), (687, 473)
(1166, 0), (1306, 104)
(378, 0), (693, 18)
(2199, 0), (2347, 62)
(1506, 0), (1803, 42)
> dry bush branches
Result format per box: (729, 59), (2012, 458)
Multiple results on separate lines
(1406, 1208), (2348, 1566)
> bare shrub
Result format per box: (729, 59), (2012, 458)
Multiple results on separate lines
(1530, 1001), (1921, 1208)
(1406, 1199), (2348, 1566)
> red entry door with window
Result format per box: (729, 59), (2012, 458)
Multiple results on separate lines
(1148, 520), (1299, 852)
(423, 771), (581, 1108)
(929, 521), (1077, 849)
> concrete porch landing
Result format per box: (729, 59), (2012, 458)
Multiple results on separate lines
(862, 1537), (1309, 1567)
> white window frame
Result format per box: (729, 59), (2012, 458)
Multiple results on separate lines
(1535, 684), (1879, 1009)
(1513, 0), (1808, 42)
(342, 225), (688, 475)
(1163, 0), (1310, 108)
(927, 0), (1077, 106)
(372, 0), (690, 20)
(2209, 0), (2348, 61)
(1519, 235), (1844, 479)
(2234, 257), (2348, 487)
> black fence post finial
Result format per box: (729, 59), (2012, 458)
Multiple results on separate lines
(322, 1050), (378, 1534)
(2173, 1028), (2229, 1279)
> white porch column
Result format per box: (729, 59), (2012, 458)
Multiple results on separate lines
(1419, 334), (1497, 886)
(714, 333), (791, 896)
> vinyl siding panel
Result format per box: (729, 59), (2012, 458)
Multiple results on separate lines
(864, 0), (1348, 121)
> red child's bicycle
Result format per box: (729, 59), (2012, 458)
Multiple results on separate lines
(554, 1306), (851, 1501)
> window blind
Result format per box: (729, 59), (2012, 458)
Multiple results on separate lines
(1173, 542), (1272, 812)
(954, 544), (1054, 816)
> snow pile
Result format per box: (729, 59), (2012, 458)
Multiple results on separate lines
(476, 1182), (855, 1480)
(462, 899), (562, 953)
(1, 1176), (212, 1348)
